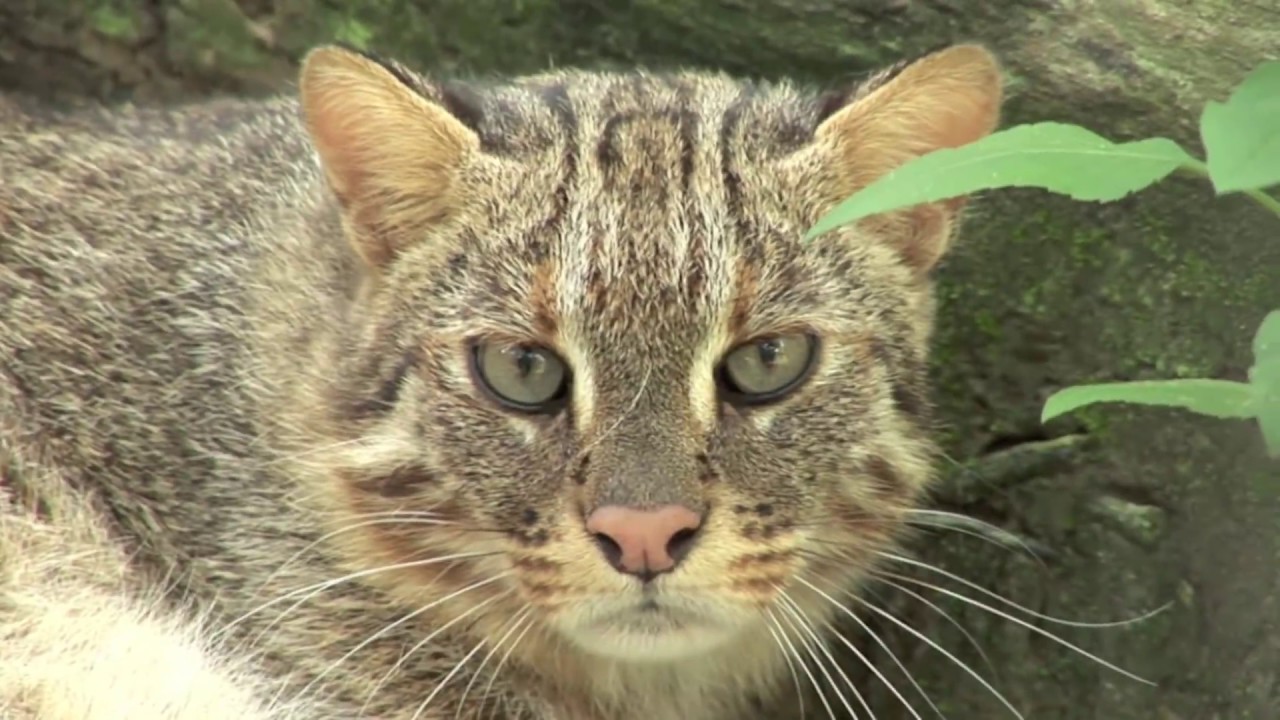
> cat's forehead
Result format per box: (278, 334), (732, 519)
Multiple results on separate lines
(458, 71), (832, 339)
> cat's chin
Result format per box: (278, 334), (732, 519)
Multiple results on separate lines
(555, 595), (747, 662)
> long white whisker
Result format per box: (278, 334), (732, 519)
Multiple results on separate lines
(454, 605), (534, 719)
(869, 576), (996, 677)
(876, 552), (1171, 629)
(299, 572), (510, 705)
(791, 580), (925, 720)
(217, 550), (500, 642)
(771, 606), (845, 720)
(764, 611), (808, 720)
(768, 607), (838, 720)
(480, 608), (538, 720)
(903, 511), (1048, 568)
(813, 582), (1025, 720)
(877, 571), (1157, 686)
(778, 590), (869, 719)
(369, 590), (510, 717)
(250, 513), (460, 602)
(412, 612), (502, 720)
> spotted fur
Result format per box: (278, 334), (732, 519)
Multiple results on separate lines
(0, 44), (1002, 719)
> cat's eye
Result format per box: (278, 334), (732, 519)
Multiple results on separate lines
(717, 333), (818, 405)
(471, 341), (570, 413)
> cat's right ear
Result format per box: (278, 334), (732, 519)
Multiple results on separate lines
(299, 46), (480, 269)
(798, 44), (1003, 276)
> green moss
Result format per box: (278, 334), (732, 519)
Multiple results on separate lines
(330, 17), (374, 51)
(88, 3), (140, 42)
(167, 0), (273, 73)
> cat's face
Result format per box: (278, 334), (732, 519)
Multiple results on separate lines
(301, 46), (1001, 661)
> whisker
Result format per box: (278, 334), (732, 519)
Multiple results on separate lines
(768, 606), (838, 720)
(249, 512), (462, 601)
(778, 590), (870, 719)
(793, 577), (929, 720)
(763, 610), (807, 720)
(368, 589), (512, 717)
(297, 572), (511, 706)
(873, 570), (1158, 686)
(454, 605), (534, 719)
(479, 608), (539, 720)
(875, 552), (1171, 629)
(216, 550), (502, 642)
(868, 576), (996, 678)
(805, 579), (1025, 720)
(903, 510), (1051, 567)
(553, 364), (652, 476)
(770, 606), (844, 720)
(411, 609), (504, 720)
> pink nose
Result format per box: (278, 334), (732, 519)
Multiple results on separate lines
(585, 504), (703, 581)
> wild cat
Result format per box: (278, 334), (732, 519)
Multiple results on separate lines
(0, 41), (1138, 720)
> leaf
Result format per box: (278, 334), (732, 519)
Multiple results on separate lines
(1249, 310), (1280, 456)
(1255, 383), (1280, 458)
(1200, 61), (1280, 194)
(1252, 310), (1280, 367)
(807, 122), (1198, 239)
(1041, 379), (1256, 424)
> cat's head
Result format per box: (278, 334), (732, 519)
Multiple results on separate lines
(296, 44), (1001, 662)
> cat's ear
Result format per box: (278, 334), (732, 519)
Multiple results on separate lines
(810, 44), (1003, 274)
(299, 45), (480, 269)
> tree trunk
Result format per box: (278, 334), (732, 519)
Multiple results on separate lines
(4, 2), (1278, 718)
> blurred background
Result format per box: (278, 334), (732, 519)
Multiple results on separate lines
(4, 2), (1278, 718)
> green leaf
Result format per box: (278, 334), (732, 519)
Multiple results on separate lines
(1255, 382), (1280, 457)
(807, 122), (1198, 239)
(1200, 61), (1280, 194)
(1249, 310), (1280, 456)
(1252, 310), (1280, 367)
(1041, 379), (1256, 424)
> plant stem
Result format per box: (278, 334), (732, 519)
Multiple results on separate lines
(1178, 160), (1280, 218)
(1246, 188), (1280, 218)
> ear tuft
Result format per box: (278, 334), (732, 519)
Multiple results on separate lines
(299, 46), (480, 269)
(813, 44), (1004, 273)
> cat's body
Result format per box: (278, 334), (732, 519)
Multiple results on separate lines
(0, 45), (1002, 719)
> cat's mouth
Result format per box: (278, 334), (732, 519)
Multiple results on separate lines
(555, 593), (746, 661)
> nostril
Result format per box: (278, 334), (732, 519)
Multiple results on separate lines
(666, 525), (700, 565)
(592, 532), (624, 569)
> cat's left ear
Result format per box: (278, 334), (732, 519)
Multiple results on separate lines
(299, 45), (481, 269)
(805, 44), (1003, 274)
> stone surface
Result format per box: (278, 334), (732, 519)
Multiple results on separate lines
(3, 2), (1279, 718)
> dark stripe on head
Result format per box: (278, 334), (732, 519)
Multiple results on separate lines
(341, 347), (420, 420)
(347, 465), (438, 498)
(596, 111), (636, 179)
(666, 77), (699, 195)
(719, 85), (755, 227)
(538, 82), (578, 232)
(869, 339), (932, 425)
(862, 455), (906, 497)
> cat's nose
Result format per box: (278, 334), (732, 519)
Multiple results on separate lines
(585, 504), (703, 582)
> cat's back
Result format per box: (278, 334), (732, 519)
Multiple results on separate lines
(0, 91), (314, 266)
(0, 91), (317, 509)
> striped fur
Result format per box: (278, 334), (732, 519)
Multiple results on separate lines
(0, 44), (1001, 719)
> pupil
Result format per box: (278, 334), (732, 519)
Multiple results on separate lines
(514, 347), (544, 379)
(758, 339), (781, 367)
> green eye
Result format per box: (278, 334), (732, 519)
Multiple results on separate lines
(718, 333), (818, 404)
(471, 342), (570, 412)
